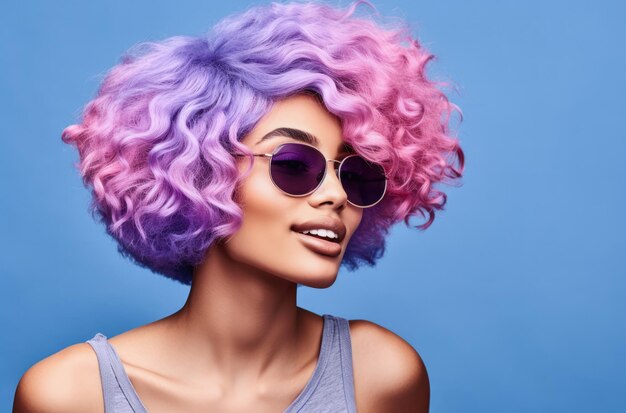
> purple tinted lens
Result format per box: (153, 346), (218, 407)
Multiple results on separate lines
(270, 143), (326, 195)
(339, 155), (387, 207)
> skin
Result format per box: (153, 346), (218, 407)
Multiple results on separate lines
(13, 94), (429, 413)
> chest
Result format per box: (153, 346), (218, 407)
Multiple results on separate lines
(88, 315), (370, 412)
(122, 368), (320, 413)
(120, 359), (375, 413)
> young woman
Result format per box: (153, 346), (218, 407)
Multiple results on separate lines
(14, 2), (463, 412)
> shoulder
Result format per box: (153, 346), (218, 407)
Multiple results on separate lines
(348, 319), (430, 413)
(13, 341), (103, 413)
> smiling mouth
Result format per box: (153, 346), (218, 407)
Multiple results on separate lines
(292, 231), (342, 257)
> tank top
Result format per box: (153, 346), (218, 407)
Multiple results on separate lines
(85, 314), (357, 412)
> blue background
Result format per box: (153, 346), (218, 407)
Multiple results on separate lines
(2, 1), (624, 411)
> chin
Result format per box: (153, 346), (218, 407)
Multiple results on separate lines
(292, 271), (339, 289)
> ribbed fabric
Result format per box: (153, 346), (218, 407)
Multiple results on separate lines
(85, 314), (357, 412)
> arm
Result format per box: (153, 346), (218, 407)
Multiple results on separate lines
(13, 343), (102, 413)
(350, 320), (430, 413)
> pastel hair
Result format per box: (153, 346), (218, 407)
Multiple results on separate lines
(62, 1), (465, 285)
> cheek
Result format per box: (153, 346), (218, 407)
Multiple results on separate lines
(345, 208), (363, 243)
(239, 168), (286, 222)
(225, 170), (293, 258)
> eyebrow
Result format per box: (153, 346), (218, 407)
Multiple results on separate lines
(256, 127), (355, 155)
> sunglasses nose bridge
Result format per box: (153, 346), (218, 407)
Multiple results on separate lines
(327, 159), (341, 175)
(315, 158), (347, 196)
(321, 159), (342, 180)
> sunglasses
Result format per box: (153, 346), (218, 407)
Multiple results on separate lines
(236, 142), (387, 208)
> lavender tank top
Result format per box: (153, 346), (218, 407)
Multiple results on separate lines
(85, 314), (357, 412)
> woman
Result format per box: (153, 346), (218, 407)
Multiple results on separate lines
(14, 1), (463, 412)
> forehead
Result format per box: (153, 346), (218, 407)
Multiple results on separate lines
(243, 94), (354, 155)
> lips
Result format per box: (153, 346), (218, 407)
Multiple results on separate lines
(291, 216), (347, 258)
(293, 231), (342, 257)
(291, 217), (347, 243)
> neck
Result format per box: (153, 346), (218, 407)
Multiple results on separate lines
(163, 242), (304, 390)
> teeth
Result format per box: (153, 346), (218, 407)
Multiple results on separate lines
(301, 229), (338, 240)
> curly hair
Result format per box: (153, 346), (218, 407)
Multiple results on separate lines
(61, 1), (465, 285)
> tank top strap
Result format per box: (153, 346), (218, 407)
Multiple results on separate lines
(334, 315), (357, 412)
(284, 313), (357, 412)
(325, 315), (357, 413)
(85, 333), (149, 413)
(85, 333), (120, 412)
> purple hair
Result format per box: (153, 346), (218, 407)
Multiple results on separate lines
(62, 1), (465, 285)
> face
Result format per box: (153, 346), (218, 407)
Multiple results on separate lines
(220, 93), (363, 288)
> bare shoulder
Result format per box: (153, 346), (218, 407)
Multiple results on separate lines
(348, 319), (430, 413)
(13, 342), (103, 413)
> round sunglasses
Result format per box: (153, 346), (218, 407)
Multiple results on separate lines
(235, 142), (387, 208)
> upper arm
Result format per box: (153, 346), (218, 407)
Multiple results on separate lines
(13, 343), (103, 413)
(349, 319), (430, 413)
